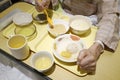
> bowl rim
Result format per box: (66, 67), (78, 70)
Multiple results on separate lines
(14, 23), (37, 37)
(69, 15), (92, 31)
(30, 51), (54, 72)
(32, 11), (47, 23)
(47, 19), (70, 37)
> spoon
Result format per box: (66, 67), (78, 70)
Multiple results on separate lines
(38, 0), (54, 29)
(43, 9), (54, 29)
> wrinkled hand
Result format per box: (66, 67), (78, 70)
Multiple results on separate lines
(35, 0), (50, 12)
(77, 42), (103, 73)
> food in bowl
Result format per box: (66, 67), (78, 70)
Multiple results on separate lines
(47, 19), (69, 37)
(31, 51), (54, 72)
(32, 10), (47, 23)
(49, 24), (66, 36)
(69, 15), (92, 35)
(34, 56), (52, 70)
(53, 34), (85, 63)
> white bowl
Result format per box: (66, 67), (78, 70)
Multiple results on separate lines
(52, 34), (85, 63)
(13, 12), (33, 26)
(47, 19), (70, 37)
(69, 15), (92, 35)
(31, 51), (54, 72)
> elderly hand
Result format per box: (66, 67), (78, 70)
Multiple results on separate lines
(35, 0), (50, 12)
(77, 42), (103, 73)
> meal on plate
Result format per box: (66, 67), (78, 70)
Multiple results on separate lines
(53, 34), (85, 62)
(47, 19), (69, 37)
(49, 24), (66, 36)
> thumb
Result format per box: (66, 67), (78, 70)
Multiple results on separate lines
(77, 50), (87, 64)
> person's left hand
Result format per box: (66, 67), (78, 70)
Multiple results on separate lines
(77, 42), (103, 73)
(35, 0), (50, 12)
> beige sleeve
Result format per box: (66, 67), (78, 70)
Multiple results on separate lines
(96, 0), (120, 51)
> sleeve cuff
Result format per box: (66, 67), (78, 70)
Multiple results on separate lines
(94, 40), (104, 53)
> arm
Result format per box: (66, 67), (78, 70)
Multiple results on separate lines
(96, 0), (119, 51)
(77, 0), (119, 73)
(77, 42), (103, 73)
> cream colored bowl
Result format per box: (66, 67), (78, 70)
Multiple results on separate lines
(69, 15), (92, 35)
(47, 19), (70, 37)
(31, 51), (54, 72)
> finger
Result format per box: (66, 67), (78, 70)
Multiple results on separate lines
(36, 0), (45, 8)
(83, 62), (96, 69)
(44, 3), (49, 9)
(35, 1), (44, 11)
(42, 0), (50, 8)
(80, 62), (96, 72)
(81, 61), (96, 70)
(77, 50), (87, 63)
(39, 2), (44, 9)
(77, 50), (87, 66)
(86, 66), (96, 72)
(80, 55), (95, 67)
(85, 67), (96, 73)
(35, 5), (43, 12)
(80, 65), (96, 73)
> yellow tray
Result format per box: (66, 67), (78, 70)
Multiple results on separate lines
(2, 7), (97, 76)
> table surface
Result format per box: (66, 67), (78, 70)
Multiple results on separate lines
(0, 2), (120, 80)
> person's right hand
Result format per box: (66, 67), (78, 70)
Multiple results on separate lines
(35, 0), (50, 12)
(77, 42), (103, 73)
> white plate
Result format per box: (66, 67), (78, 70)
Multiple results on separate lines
(52, 34), (85, 63)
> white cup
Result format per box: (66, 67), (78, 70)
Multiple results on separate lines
(7, 35), (30, 60)
(31, 51), (54, 72)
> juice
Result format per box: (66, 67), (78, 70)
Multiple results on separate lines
(35, 57), (52, 70)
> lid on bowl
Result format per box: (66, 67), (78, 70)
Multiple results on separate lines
(13, 12), (33, 26)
